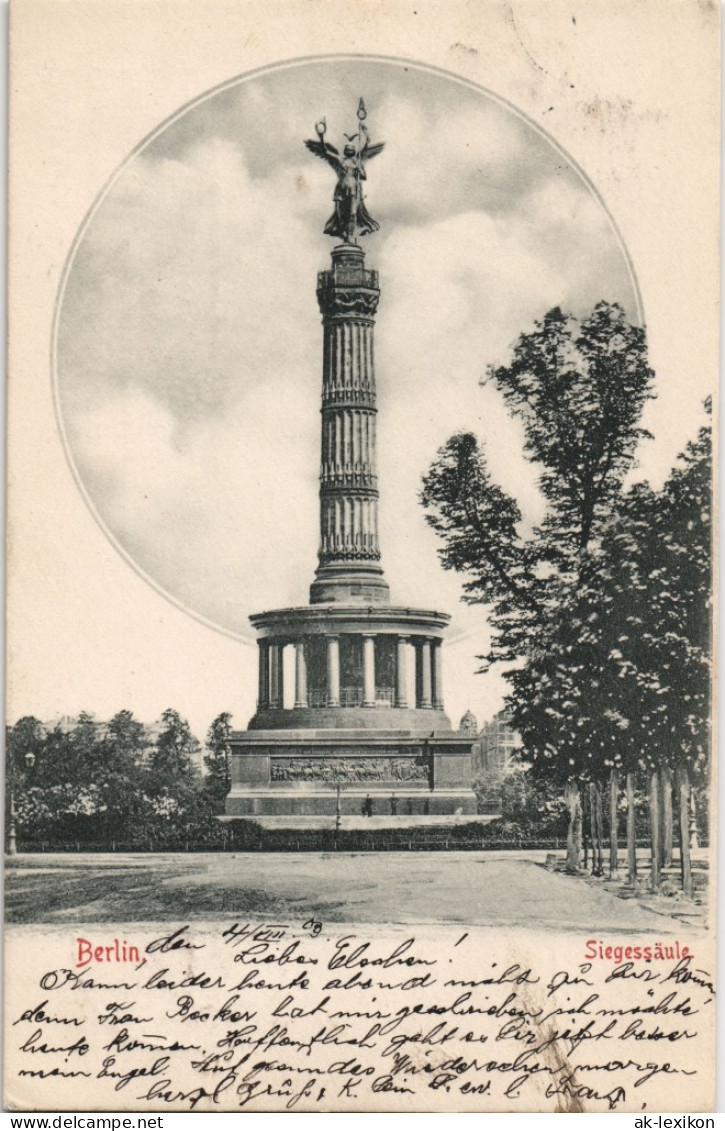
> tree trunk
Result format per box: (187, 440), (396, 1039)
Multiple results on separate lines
(649, 768), (661, 892)
(587, 782), (595, 872)
(678, 762), (693, 898)
(582, 786), (589, 870)
(689, 790), (700, 849)
(595, 782), (604, 876)
(660, 765), (673, 869)
(609, 768), (620, 878)
(565, 781), (582, 872)
(589, 782), (603, 876)
(626, 771), (637, 885)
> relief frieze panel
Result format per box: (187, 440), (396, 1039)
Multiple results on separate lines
(270, 755), (430, 783)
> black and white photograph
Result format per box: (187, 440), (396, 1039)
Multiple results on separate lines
(5, 0), (718, 1113)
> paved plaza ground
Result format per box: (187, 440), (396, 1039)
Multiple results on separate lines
(5, 851), (695, 932)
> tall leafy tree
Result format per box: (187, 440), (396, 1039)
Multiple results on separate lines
(6, 716), (45, 763)
(581, 404), (712, 890)
(151, 708), (201, 780)
(422, 303), (654, 869)
(204, 712), (233, 815)
(38, 714), (105, 834)
(96, 710), (152, 840)
(143, 709), (203, 844)
(107, 709), (149, 762)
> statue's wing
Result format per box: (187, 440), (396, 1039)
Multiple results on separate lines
(363, 141), (385, 159)
(305, 138), (340, 161)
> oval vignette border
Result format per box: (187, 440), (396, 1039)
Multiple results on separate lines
(50, 51), (644, 647)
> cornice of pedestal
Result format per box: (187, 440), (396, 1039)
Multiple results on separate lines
(244, 706), (455, 735)
(249, 604), (451, 638)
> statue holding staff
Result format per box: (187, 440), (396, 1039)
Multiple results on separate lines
(305, 98), (384, 244)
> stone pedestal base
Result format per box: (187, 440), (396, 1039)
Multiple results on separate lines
(225, 727), (477, 823)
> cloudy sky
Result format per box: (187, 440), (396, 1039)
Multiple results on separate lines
(55, 57), (647, 726)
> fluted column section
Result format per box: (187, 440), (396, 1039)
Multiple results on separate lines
(312, 243), (389, 604)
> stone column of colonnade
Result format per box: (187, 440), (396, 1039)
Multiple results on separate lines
(418, 639), (433, 709)
(431, 640), (444, 710)
(396, 635), (409, 708)
(257, 634), (445, 713)
(267, 642), (283, 710)
(257, 641), (269, 709)
(326, 636), (341, 707)
(294, 642), (308, 709)
(362, 635), (376, 707)
(413, 638), (445, 710)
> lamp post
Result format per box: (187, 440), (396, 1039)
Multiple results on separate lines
(7, 792), (17, 857)
(332, 767), (344, 850)
(7, 750), (35, 856)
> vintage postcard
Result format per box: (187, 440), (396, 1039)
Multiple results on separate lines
(5, 0), (718, 1114)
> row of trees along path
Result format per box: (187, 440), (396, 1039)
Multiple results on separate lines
(422, 302), (711, 897)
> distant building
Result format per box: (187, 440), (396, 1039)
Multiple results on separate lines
(42, 713), (109, 739)
(40, 713), (203, 773)
(458, 709), (479, 736)
(473, 710), (521, 775)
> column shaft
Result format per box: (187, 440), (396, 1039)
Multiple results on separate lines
(396, 636), (409, 708)
(294, 642), (308, 709)
(418, 638), (432, 709)
(326, 636), (340, 707)
(363, 635), (376, 707)
(313, 244), (387, 600)
(257, 641), (269, 709)
(269, 643), (282, 709)
(431, 641), (444, 710)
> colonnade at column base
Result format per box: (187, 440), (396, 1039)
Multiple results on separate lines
(249, 603), (450, 719)
(230, 604), (474, 822)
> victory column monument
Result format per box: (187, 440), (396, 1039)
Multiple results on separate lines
(224, 101), (477, 824)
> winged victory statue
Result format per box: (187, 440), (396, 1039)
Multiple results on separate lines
(305, 98), (385, 244)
